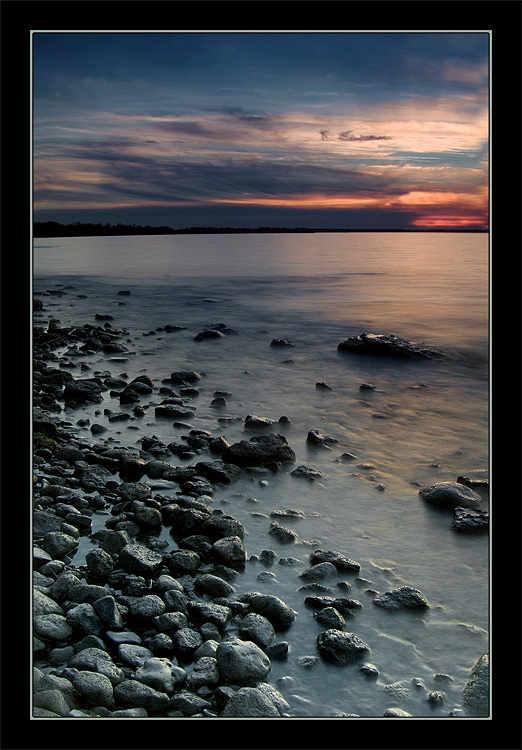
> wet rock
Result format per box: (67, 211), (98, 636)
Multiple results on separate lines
(238, 612), (276, 649)
(194, 573), (235, 598)
(42, 531), (79, 559)
(244, 593), (297, 629)
(244, 415), (277, 431)
(195, 460), (242, 484)
(419, 481), (482, 510)
(290, 465), (325, 480)
(93, 595), (123, 629)
(452, 507), (489, 532)
(169, 690), (211, 716)
(187, 656), (220, 689)
(314, 606), (346, 630)
(304, 595), (362, 614)
(155, 404), (196, 420)
(66, 603), (104, 636)
(299, 562), (337, 581)
(221, 433), (296, 467)
(383, 707), (413, 717)
(33, 613), (73, 642)
(309, 549), (361, 572)
(172, 627), (204, 660)
(63, 378), (103, 405)
(316, 629), (370, 663)
(216, 638), (271, 685)
(338, 333), (446, 360)
(373, 585), (429, 610)
(194, 328), (225, 341)
(201, 514), (245, 541)
(118, 644), (153, 668)
(268, 521), (298, 544)
(135, 657), (185, 695)
(211, 535), (247, 566)
(270, 338), (294, 347)
(462, 652), (489, 714)
(306, 429), (338, 448)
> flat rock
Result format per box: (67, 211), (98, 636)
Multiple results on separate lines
(221, 434), (296, 467)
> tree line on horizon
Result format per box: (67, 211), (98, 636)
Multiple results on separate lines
(33, 221), (488, 237)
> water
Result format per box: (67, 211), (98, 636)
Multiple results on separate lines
(33, 231), (490, 718)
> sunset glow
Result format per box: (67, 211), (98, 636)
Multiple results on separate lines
(32, 32), (490, 230)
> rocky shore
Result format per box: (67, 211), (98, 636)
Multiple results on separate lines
(32, 303), (489, 718)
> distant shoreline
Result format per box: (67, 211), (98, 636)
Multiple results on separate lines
(33, 221), (489, 238)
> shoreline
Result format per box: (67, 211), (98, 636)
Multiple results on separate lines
(32, 300), (489, 719)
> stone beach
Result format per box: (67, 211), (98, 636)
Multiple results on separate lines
(32, 295), (489, 719)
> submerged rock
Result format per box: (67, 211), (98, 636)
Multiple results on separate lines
(338, 333), (446, 360)
(221, 434), (296, 467)
(452, 507), (489, 532)
(316, 629), (370, 663)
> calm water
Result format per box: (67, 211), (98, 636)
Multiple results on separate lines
(33, 232), (490, 718)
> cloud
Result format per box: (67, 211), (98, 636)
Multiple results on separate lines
(337, 130), (392, 142)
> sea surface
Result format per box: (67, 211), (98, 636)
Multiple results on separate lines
(33, 231), (490, 718)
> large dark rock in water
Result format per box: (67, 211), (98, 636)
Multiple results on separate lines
(221, 434), (296, 467)
(419, 481), (482, 510)
(337, 333), (446, 360)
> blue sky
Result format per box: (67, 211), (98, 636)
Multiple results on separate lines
(33, 31), (490, 229)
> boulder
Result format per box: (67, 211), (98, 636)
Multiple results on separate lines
(309, 549), (361, 572)
(114, 680), (170, 713)
(419, 481), (482, 510)
(238, 613), (276, 649)
(216, 638), (271, 685)
(66, 670), (114, 709)
(244, 593), (297, 629)
(316, 629), (370, 663)
(118, 544), (163, 578)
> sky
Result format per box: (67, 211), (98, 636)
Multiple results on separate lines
(32, 31), (490, 230)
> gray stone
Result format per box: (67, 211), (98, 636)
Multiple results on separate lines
(172, 627), (203, 659)
(314, 606), (346, 630)
(299, 562), (337, 581)
(67, 670), (114, 708)
(383, 707), (413, 717)
(452, 507), (489, 532)
(33, 689), (72, 717)
(153, 611), (188, 635)
(268, 521), (298, 543)
(290, 465), (325, 480)
(33, 588), (64, 616)
(373, 585), (430, 611)
(245, 593), (297, 629)
(93, 595), (123, 629)
(67, 582), (110, 604)
(309, 549), (361, 572)
(42, 531), (78, 558)
(118, 543), (163, 578)
(68, 649), (125, 685)
(238, 613), (275, 649)
(33, 614), (73, 641)
(118, 644), (153, 668)
(201, 515), (245, 541)
(187, 656), (220, 689)
(169, 690), (211, 716)
(188, 601), (232, 632)
(194, 573), (235, 598)
(220, 686), (281, 717)
(94, 529), (132, 555)
(135, 657), (184, 695)
(212, 535), (247, 566)
(462, 652), (489, 714)
(337, 333), (446, 360)
(126, 594), (166, 621)
(216, 638), (271, 685)
(66, 603), (104, 635)
(419, 481), (482, 510)
(316, 629), (370, 663)
(114, 680), (170, 712)
(85, 548), (116, 577)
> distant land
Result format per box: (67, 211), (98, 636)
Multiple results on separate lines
(33, 221), (488, 238)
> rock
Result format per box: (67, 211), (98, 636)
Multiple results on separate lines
(172, 627), (204, 660)
(462, 652), (489, 714)
(85, 548), (116, 577)
(188, 602), (232, 632)
(270, 339), (294, 347)
(194, 573), (235, 598)
(268, 521), (298, 544)
(306, 429), (338, 447)
(33, 588), (64, 616)
(126, 594), (166, 622)
(42, 531), (78, 559)
(33, 689), (72, 717)
(194, 329), (225, 341)
(452, 507), (489, 531)
(373, 585), (430, 610)
(187, 656), (220, 689)
(383, 707), (413, 717)
(304, 595), (362, 613)
(309, 549), (361, 572)
(338, 333), (446, 360)
(135, 657), (184, 694)
(74, 463), (113, 491)
(195, 460), (242, 484)
(245, 593), (297, 629)
(212, 535), (247, 566)
(118, 644), (154, 668)
(419, 481), (482, 510)
(299, 562), (337, 581)
(221, 434), (296, 467)
(67, 670), (114, 709)
(170, 370), (201, 384)
(63, 379), (103, 404)
(238, 613), (276, 649)
(201, 515), (245, 541)
(114, 680), (170, 712)
(33, 614), (73, 641)
(316, 629), (370, 663)
(169, 690), (212, 716)
(66, 603), (104, 635)
(290, 465), (325, 480)
(118, 544), (163, 578)
(93, 596), (123, 629)
(155, 404), (196, 420)
(220, 686), (281, 717)
(314, 606), (346, 630)
(216, 638), (271, 685)
(244, 415), (277, 431)
(68, 648), (125, 685)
